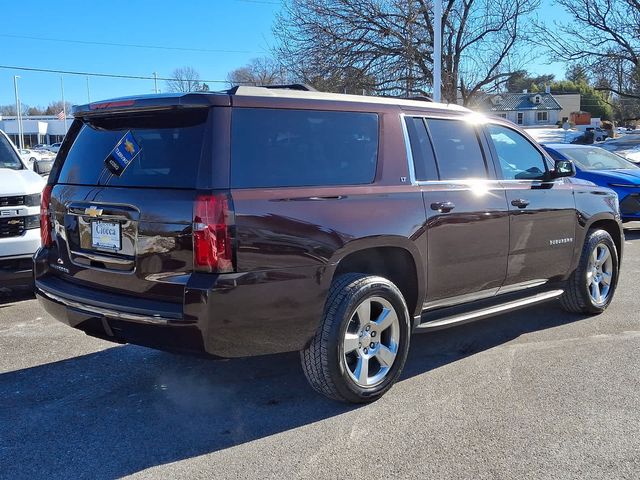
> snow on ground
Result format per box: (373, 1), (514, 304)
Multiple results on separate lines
(524, 127), (582, 144)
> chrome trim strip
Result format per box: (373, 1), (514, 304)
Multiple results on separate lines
(423, 287), (500, 311)
(416, 289), (564, 330)
(36, 287), (183, 325)
(72, 251), (133, 265)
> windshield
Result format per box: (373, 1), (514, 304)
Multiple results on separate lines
(0, 134), (23, 170)
(559, 147), (638, 171)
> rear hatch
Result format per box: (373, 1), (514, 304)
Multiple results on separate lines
(47, 107), (211, 304)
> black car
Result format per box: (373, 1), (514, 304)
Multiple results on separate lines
(35, 87), (623, 403)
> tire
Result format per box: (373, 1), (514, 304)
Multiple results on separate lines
(300, 273), (411, 403)
(560, 229), (619, 314)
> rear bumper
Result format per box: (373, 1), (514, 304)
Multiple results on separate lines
(36, 284), (207, 355)
(34, 252), (332, 357)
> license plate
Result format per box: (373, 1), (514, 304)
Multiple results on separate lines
(91, 221), (121, 251)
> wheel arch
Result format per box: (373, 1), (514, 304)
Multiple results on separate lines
(585, 216), (624, 266)
(329, 236), (426, 318)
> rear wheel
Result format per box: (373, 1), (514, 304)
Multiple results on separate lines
(300, 274), (411, 403)
(561, 229), (619, 314)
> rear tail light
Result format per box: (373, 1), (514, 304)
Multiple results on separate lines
(193, 193), (234, 273)
(40, 184), (53, 247)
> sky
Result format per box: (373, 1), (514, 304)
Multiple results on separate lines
(0, 0), (571, 110)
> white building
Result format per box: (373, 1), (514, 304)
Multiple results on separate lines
(0, 115), (71, 147)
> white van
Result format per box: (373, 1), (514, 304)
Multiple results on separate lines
(0, 129), (46, 287)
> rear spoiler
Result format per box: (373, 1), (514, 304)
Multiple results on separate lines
(73, 92), (230, 117)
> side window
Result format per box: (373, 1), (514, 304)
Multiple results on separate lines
(487, 124), (548, 180)
(231, 108), (378, 188)
(404, 116), (438, 181)
(425, 119), (487, 180)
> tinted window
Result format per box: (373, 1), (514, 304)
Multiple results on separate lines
(426, 119), (487, 180)
(0, 134), (23, 170)
(488, 124), (547, 180)
(405, 117), (438, 181)
(231, 108), (378, 188)
(57, 109), (208, 187)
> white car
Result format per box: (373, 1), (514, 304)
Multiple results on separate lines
(0, 130), (46, 288)
(47, 142), (63, 153)
(19, 149), (54, 169)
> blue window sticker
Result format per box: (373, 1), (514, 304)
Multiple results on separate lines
(104, 131), (141, 176)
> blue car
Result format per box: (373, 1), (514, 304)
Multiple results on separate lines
(543, 143), (640, 222)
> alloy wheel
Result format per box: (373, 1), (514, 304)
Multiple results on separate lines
(342, 296), (400, 387)
(586, 243), (613, 306)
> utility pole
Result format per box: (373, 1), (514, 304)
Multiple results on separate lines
(13, 75), (24, 149)
(86, 75), (91, 103)
(153, 72), (158, 94)
(61, 76), (68, 133)
(433, 0), (443, 102)
(407, 0), (414, 97)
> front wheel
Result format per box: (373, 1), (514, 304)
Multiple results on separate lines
(300, 274), (411, 403)
(561, 229), (619, 314)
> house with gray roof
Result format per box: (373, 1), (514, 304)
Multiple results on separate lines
(479, 91), (562, 127)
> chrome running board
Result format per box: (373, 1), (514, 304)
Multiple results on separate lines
(416, 289), (564, 331)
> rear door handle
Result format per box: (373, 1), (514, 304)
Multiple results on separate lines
(430, 201), (456, 213)
(511, 198), (530, 208)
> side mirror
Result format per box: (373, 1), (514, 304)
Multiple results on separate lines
(550, 159), (575, 179)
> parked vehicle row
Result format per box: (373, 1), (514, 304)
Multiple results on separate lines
(18, 148), (55, 176)
(32, 87), (623, 403)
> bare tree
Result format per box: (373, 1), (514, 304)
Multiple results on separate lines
(538, 0), (640, 100)
(227, 57), (288, 86)
(166, 66), (203, 92)
(273, 0), (540, 104)
(0, 103), (35, 116)
(45, 101), (73, 115)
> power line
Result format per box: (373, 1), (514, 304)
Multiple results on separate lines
(0, 33), (255, 54)
(235, 0), (281, 4)
(0, 64), (231, 84)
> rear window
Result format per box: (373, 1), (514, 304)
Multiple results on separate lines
(231, 108), (378, 188)
(57, 109), (208, 188)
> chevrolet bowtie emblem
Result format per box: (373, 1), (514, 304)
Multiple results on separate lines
(7, 219), (21, 225)
(85, 206), (103, 217)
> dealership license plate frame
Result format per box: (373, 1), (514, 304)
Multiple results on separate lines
(91, 220), (122, 251)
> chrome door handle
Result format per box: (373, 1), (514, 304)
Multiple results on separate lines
(430, 201), (456, 213)
(511, 198), (530, 208)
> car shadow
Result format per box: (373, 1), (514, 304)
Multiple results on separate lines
(0, 302), (587, 479)
(0, 285), (35, 307)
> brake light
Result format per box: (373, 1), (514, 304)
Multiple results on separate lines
(40, 184), (53, 247)
(193, 193), (234, 273)
(89, 99), (136, 110)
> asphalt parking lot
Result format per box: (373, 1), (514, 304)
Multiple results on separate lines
(1, 232), (639, 480)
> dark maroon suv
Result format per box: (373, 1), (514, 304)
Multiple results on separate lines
(35, 86), (623, 403)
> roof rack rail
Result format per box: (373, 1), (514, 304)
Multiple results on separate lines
(226, 84), (318, 95)
(261, 84), (317, 92)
